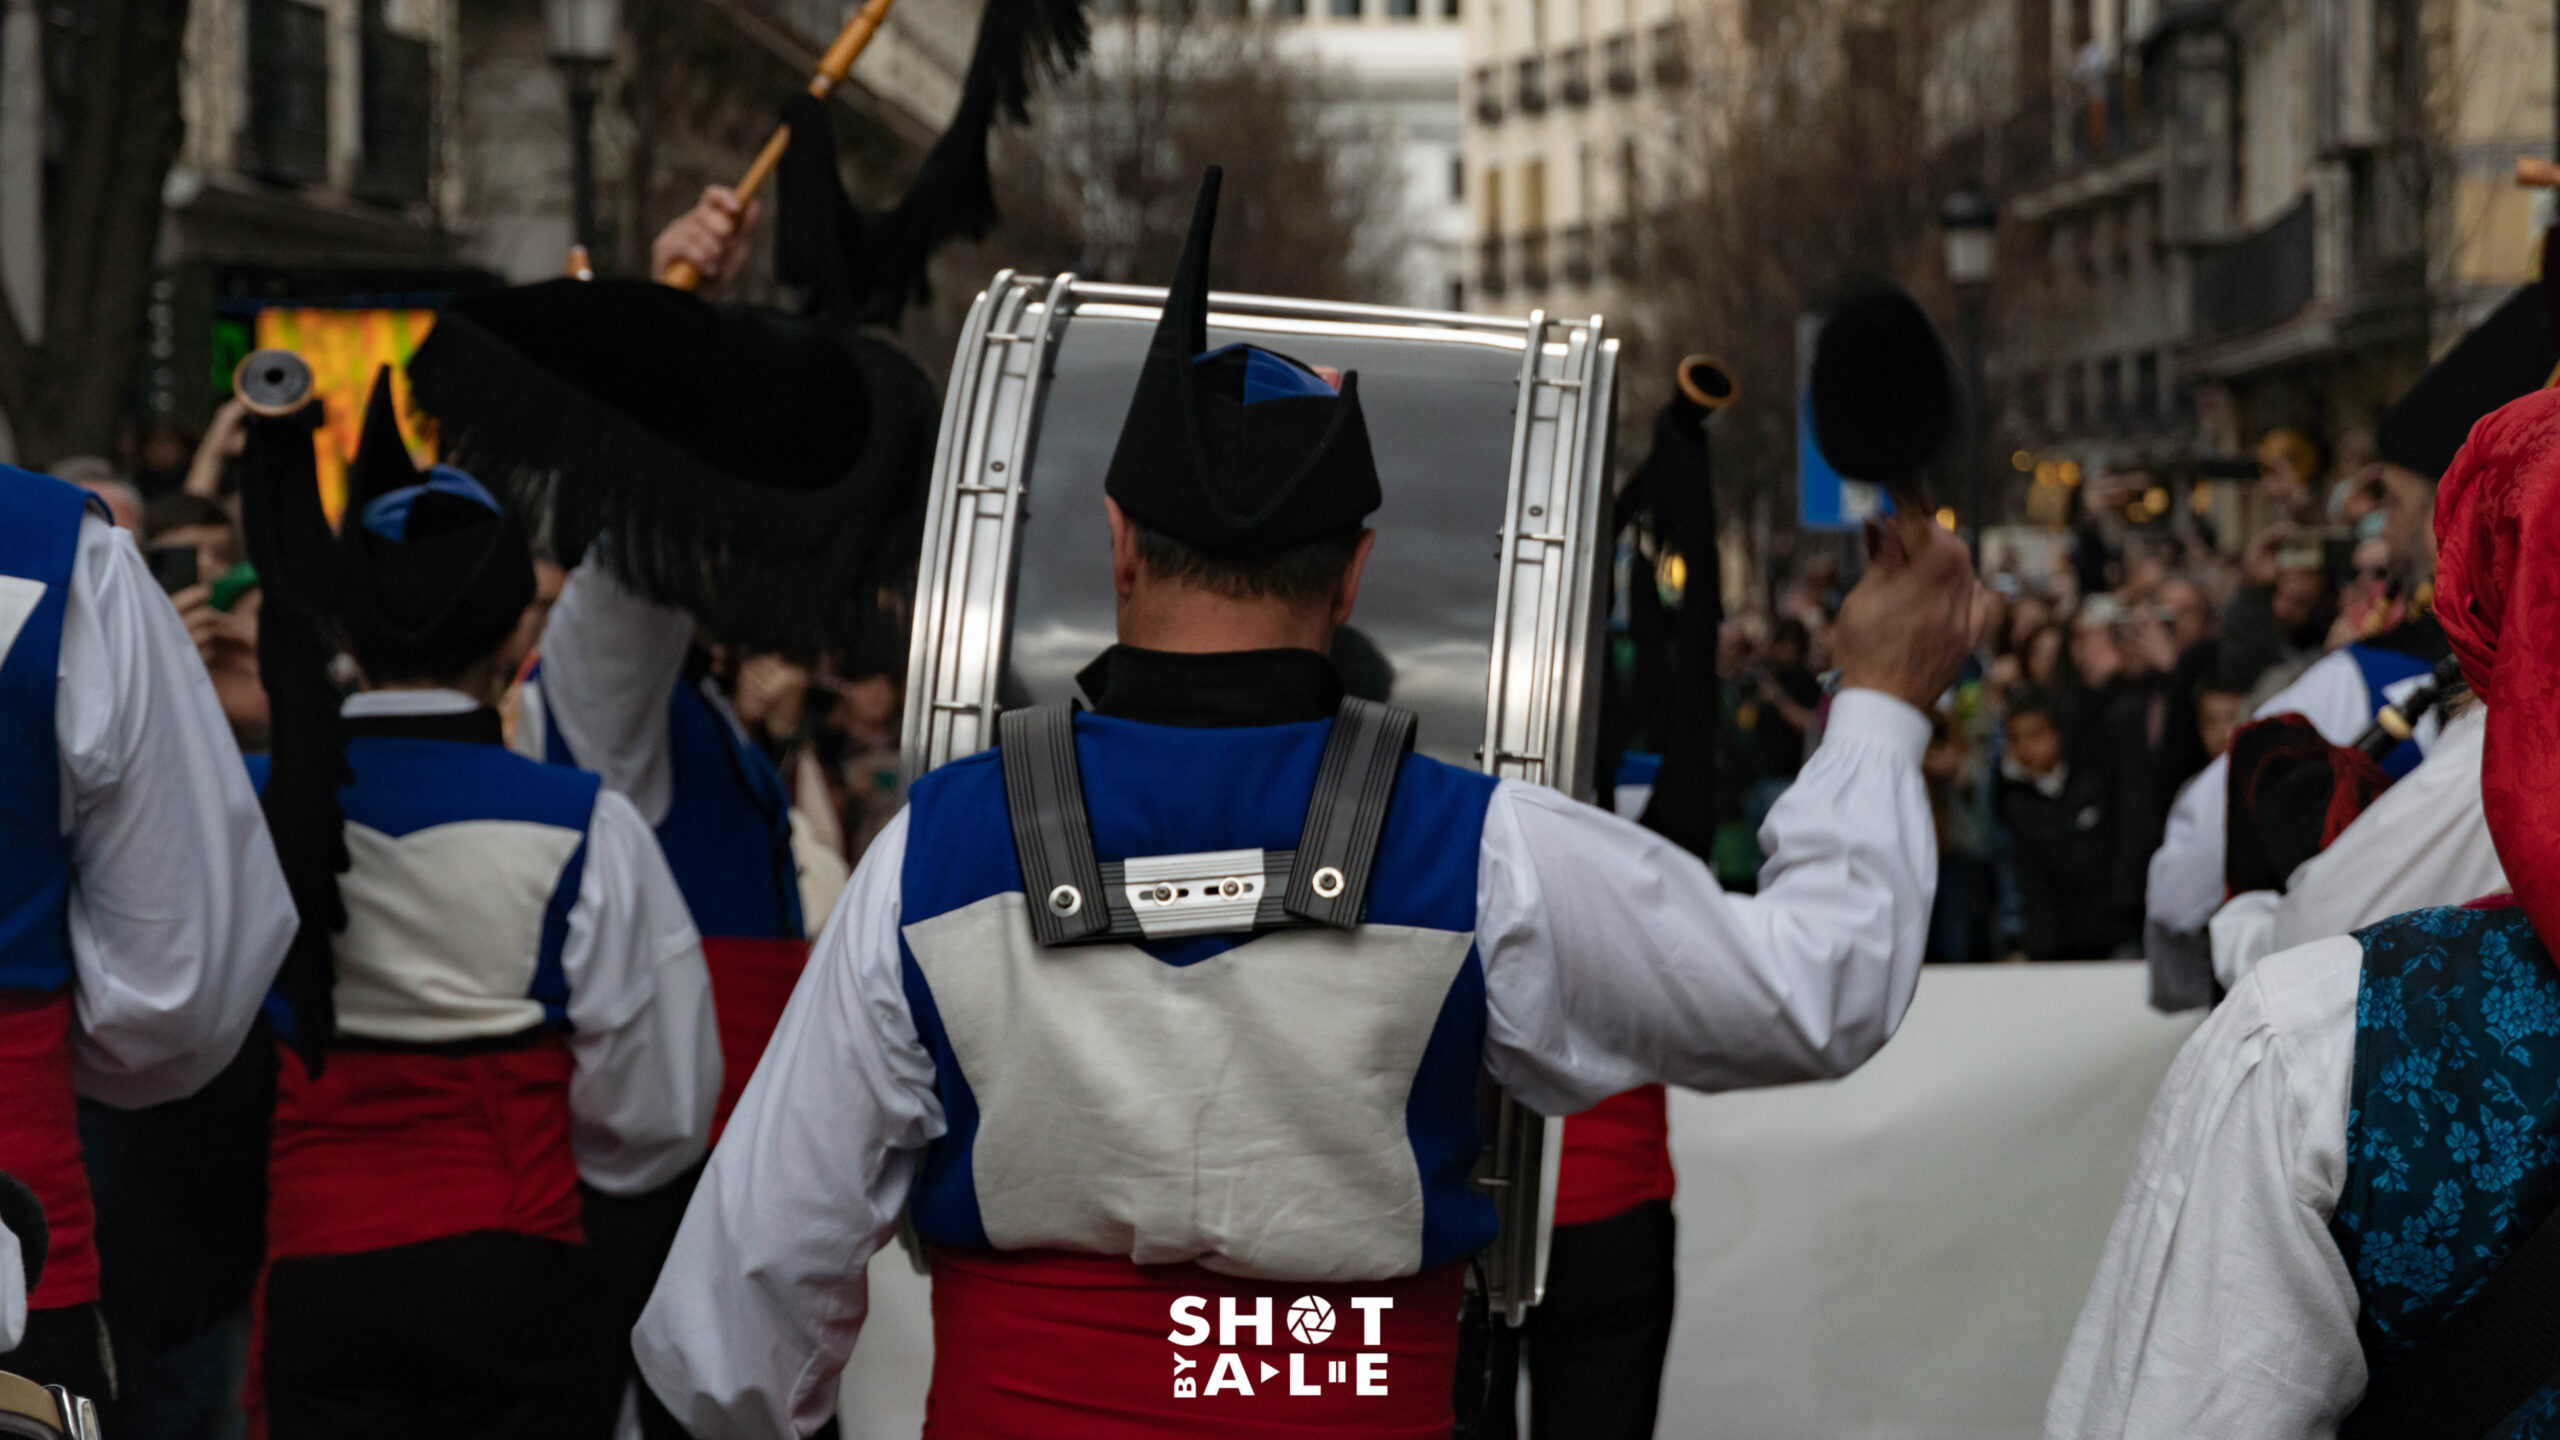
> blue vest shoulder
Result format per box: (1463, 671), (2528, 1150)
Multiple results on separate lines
(903, 714), (1498, 932)
(341, 736), (601, 836)
(0, 470), (93, 993)
(2336, 904), (2560, 1433)
(535, 664), (800, 941)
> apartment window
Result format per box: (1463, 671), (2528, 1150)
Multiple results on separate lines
(1443, 0), (1460, 16)
(2099, 354), (2124, 425)
(1448, 278), (1467, 310)
(244, 0), (330, 185)
(358, 11), (433, 204)
(1386, 0), (1417, 16)
(1483, 166), (1504, 235)
(1331, 0), (1362, 17)
(1271, 0), (1307, 16)
(1207, 0), (1250, 17)
(1651, 19), (1689, 85)
(1516, 55), (1547, 113)
(1603, 33), (1637, 93)
(1472, 65), (1502, 122)
(1449, 152), (1465, 201)
(1558, 44), (1590, 104)
(2135, 352), (2162, 422)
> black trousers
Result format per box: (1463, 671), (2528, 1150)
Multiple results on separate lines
(5, 1303), (116, 1403)
(262, 1231), (598, 1440)
(1480, 1200), (1679, 1440)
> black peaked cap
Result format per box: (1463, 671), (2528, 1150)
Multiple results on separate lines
(337, 368), (534, 679)
(1103, 167), (1381, 557)
(2376, 283), (2556, 479)
(1809, 281), (1961, 489)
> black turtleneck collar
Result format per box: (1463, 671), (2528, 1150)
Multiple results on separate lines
(1075, 646), (1344, 728)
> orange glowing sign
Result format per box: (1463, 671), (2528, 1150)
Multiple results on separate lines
(251, 308), (438, 523)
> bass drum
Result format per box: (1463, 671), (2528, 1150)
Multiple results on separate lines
(902, 272), (1619, 1320)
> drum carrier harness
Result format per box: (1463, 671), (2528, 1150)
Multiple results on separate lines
(998, 697), (1418, 946)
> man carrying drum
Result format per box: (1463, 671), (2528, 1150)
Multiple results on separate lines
(635, 167), (1990, 1439)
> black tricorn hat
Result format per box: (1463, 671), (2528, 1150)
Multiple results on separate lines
(1809, 280), (1962, 492)
(1103, 167), (1382, 558)
(337, 367), (535, 681)
(2376, 282), (2555, 479)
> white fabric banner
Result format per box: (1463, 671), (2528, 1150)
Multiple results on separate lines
(836, 961), (2199, 1439)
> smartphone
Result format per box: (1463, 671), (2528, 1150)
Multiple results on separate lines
(145, 544), (198, 595)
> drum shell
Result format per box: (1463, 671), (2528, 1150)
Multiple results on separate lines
(904, 274), (1619, 1320)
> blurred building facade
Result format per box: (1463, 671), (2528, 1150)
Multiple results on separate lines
(1964, 0), (2552, 508)
(1460, 0), (1745, 316)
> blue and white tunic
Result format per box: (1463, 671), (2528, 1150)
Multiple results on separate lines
(637, 650), (1942, 1440)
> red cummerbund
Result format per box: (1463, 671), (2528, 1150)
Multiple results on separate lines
(266, 1036), (582, 1260)
(923, 1245), (1465, 1439)
(0, 989), (97, 1309)
(1553, 1084), (1678, 1229)
(701, 935), (809, 1133)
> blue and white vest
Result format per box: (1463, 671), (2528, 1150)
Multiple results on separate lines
(0, 469), (90, 995)
(539, 672), (801, 941)
(899, 713), (1499, 1282)
(2334, 904), (2560, 1436)
(257, 730), (602, 1042)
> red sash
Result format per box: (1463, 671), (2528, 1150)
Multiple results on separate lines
(1554, 1084), (1679, 1229)
(701, 936), (810, 1132)
(0, 990), (96, 1309)
(923, 1246), (1465, 1439)
(266, 1037), (583, 1260)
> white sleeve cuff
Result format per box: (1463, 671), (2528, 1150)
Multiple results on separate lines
(1821, 688), (1932, 765)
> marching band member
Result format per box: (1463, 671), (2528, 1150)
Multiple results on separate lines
(0, 464), (295, 1398)
(2050, 386), (2560, 1440)
(634, 167), (1989, 1439)
(240, 376), (716, 1437)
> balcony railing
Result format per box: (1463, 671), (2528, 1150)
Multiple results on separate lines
(2191, 196), (2315, 339)
(1607, 218), (1640, 278)
(1651, 20), (1689, 86)
(1472, 65), (1501, 124)
(1558, 45), (1591, 105)
(1519, 229), (1551, 291)
(1479, 236), (1508, 298)
(1604, 34), (1638, 94)
(1516, 56), (1547, 114)
(1561, 223), (1594, 284)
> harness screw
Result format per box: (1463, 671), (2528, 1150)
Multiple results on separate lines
(1312, 866), (1345, 899)
(1049, 885), (1083, 916)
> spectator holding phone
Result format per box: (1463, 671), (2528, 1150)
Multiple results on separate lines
(141, 492), (266, 751)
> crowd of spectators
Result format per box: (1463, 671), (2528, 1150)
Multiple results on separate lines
(1710, 433), (2426, 963)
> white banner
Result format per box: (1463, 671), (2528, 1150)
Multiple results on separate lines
(836, 961), (2200, 1439)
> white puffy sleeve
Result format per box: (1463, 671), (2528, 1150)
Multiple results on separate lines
(2045, 935), (2365, 1440)
(57, 513), (296, 1106)
(1478, 687), (1935, 1113)
(561, 787), (719, 1195)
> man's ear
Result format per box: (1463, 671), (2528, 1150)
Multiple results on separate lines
(1333, 529), (1379, 628)
(1107, 497), (1140, 600)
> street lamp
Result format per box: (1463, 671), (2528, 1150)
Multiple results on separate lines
(1940, 183), (1998, 551)
(545, 0), (620, 262)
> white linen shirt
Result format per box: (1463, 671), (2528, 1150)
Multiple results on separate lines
(635, 688), (1940, 1439)
(51, 510), (296, 1106)
(2046, 934), (2368, 1440)
(2209, 703), (2503, 990)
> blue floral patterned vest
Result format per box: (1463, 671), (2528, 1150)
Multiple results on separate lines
(2334, 903), (2560, 1437)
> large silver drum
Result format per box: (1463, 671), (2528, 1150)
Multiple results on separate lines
(901, 272), (1620, 1320)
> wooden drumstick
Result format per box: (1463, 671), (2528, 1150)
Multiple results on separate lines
(658, 0), (899, 291)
